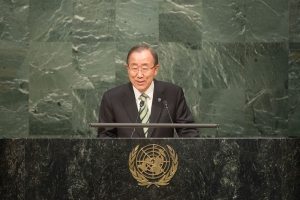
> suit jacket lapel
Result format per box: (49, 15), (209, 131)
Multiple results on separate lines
(148, 80), (164, 137)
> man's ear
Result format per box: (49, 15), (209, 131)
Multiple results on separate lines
(155, 64), (160, 71)
(154, 64), (160, 75)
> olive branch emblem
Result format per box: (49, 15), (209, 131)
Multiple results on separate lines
(128, 144), (178, 188)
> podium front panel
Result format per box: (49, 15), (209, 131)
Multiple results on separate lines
(0, 138), (299, 199)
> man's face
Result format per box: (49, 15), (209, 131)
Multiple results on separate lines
(127, 49), (159, 93)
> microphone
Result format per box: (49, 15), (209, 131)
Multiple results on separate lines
(162, 100), (179, 138)
(130, 100), (144, 138)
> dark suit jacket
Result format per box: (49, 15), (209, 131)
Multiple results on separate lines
(98, 80), (199, 138)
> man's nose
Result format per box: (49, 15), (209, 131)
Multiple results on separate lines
(136, 69), (144, 77)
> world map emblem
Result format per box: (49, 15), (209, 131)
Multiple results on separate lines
(128, 144), (178, 187)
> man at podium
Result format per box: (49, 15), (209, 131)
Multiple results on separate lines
(98, 44), (199, 138)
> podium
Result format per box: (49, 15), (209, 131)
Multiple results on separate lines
(1, 138), (299, 199)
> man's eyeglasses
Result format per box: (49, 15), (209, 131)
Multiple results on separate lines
(128, 65), (156, 74)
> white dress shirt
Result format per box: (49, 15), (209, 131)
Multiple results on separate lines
(132, 81), (154, 114)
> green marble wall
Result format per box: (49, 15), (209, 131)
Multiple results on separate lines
(0, 0), (299, 137)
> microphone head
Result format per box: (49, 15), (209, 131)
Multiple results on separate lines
(162, 100), (168, 105)
(162, 100), (169, 108)
(157, 98), (161, 102)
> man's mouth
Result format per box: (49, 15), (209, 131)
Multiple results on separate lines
(136, 81), (145, 85)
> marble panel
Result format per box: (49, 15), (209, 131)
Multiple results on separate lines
(245, 0), (288, 42)
(72, 41), (116, 90)
(0, 81), (28, 137)
(0, 41), (28, 81)
(289, 42), (300, 51)
(235, 139), (300, 199)
(157, 42), (202, 119)
(116, 0), (159, 42)
(0, 41), (29, 137)
(29, 91), (73, 136)
(28, 42), (77, 135)
(73, 0), (116, 43)
(245, 43), (289, 135)
(289, 90), (300, 136)
(289, 0), (300, 42)
(72, 89), (99, 136)
(199, 89), (248, 136)
(201, 42), (245, 89)
(0, 0), (29, 42)
(202, 0), (245, 43)
(28, 42), (75, 99)
(289, 50), (300, 136)
(159, 0), (202, 48)
(289, 50), (300, 92)
(29, 0), (72, 41)
(0, 139), (25, 199)
(168, 0), (200, 4)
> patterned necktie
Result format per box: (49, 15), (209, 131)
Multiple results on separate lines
(139, 93), (150, 137)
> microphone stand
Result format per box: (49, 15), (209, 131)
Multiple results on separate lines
(130, 101), (145, 138)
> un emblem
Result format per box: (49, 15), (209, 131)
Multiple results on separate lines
(128, 144), (178, 187)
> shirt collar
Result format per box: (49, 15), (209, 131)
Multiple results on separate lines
(132, 81), (154, 101)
